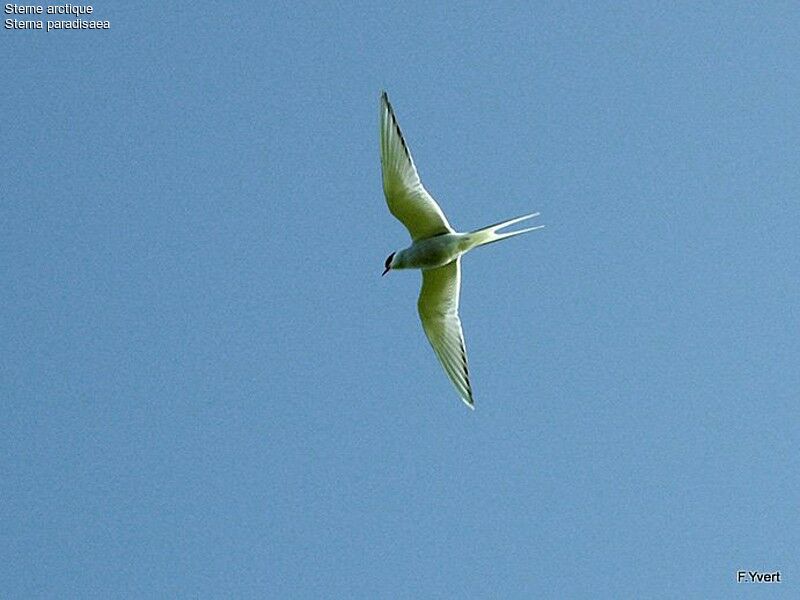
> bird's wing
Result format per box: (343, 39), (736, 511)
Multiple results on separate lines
(380, 91), (453, 241)
(418, 259), (474, 408)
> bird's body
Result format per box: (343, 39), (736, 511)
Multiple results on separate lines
(391, 233), (468, 271)
(379, 91), (543, 409)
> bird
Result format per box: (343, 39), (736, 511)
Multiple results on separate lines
(378, 91), (544, 409)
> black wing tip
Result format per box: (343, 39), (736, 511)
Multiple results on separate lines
(380, 90), (392, 112)
(460, 343), (474, 409)
(380, 92), (412, 160)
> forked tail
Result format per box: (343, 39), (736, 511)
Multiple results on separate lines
(466, 213), (544, 250)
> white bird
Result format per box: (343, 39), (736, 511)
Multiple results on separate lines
(379, 91), (544, 409)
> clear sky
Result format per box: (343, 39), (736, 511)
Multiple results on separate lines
(3, 2), (799, 598)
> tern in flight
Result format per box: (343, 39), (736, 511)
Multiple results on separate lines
(379, 91), (544, 409)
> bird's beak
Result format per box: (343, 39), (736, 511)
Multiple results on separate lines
(381, 266), (390, 276)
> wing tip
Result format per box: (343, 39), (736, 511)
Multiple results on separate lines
(380, 90), (391, 113)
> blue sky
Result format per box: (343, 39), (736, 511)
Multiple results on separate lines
(3, 2), (799, 598)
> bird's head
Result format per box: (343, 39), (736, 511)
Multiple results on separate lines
(382, 251), (396, 276)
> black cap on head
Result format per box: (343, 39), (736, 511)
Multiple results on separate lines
(382, 252), (395, 276)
